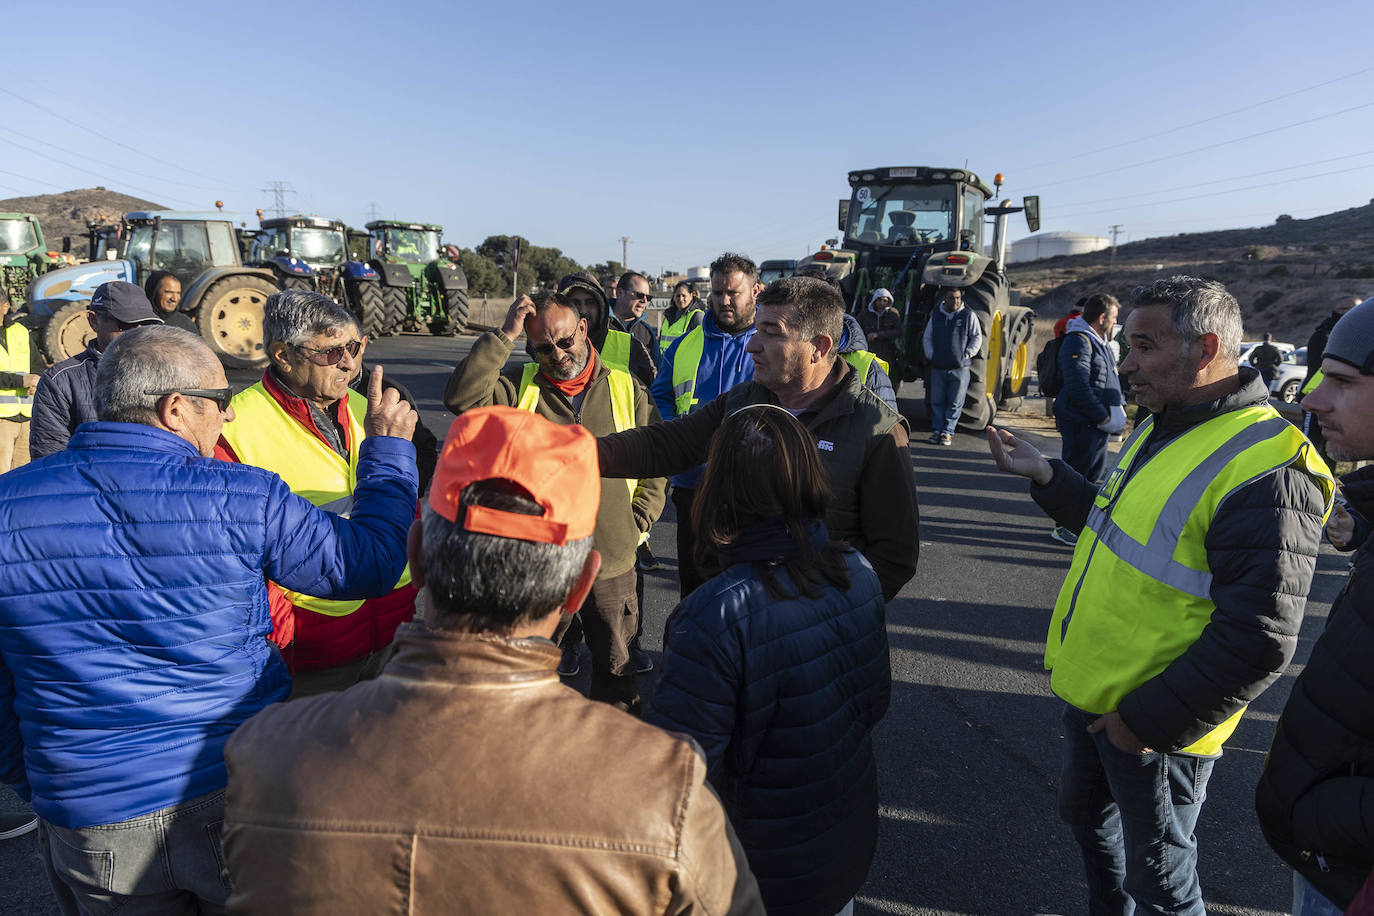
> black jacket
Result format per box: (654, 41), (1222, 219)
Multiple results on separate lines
(30, 344), (99, 458)
(1031, 367), (1329, 752)
(1256, 464), (1374, 908)
(646, 545), (889, 916)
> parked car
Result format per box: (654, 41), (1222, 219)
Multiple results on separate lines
(1237, 339), (1295, 367)
(1269, 347), (1308, 403)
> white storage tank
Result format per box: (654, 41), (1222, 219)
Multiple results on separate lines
(1008, 231), (1109, 264)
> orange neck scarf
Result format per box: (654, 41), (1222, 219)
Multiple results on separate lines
(543, 348), (597, 397)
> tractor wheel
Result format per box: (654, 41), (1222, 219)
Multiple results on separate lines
(44, 300), (94, 363)
(439, 284), (470, 335)
(279, 275), (313, 292)
(957, 269), (1010, 431)
(194, 275), (275, 369)
(347, 280), (386, 339)
(1000, 306), (1035, 401)
(379, 286), (408, 336)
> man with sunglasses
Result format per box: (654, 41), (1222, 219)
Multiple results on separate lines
(30, 281), (163, 458)
(444, 291), (666, 713)
(217, 290), (421, 698)
(611, 272), (659, 388)
(0, 325), (417, 915)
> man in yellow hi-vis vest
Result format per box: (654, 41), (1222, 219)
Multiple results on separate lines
(0, 287), (41, 472)
(444, 291), (666, 713)
(987, 276), (1333, 915)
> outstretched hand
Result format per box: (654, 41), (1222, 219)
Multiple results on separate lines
(985, 426), (1053, 486)
(363, 365), (417, 440)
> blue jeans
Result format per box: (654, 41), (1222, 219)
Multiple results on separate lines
(928, 367), (970, 436)
(38, 788), (229, 915)
(1292, 872), (1344, 916)
(1058, 704), (1215, 916)
(1057, 416), (1110, 485)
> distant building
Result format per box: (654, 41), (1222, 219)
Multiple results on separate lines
(1007, 231), (1110, 264)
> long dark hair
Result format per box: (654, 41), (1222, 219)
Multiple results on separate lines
(691, 405), (851, 599)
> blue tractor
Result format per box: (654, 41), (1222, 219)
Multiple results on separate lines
(245, 214), (387, 338)
(26, 210), (279, 368)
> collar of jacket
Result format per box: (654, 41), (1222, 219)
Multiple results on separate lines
(381, 624), (562, 685)
(1149, 365), (1270, 436)
(261, 367), (351, 448)
(701, 309), (756, 341)
(67, 421), (202, 456)
(1340, 464), (1374, 523)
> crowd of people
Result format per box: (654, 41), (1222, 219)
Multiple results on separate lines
(0, 261), (1370, 916)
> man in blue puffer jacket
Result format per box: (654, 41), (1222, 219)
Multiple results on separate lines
(0, 325), (417, 915)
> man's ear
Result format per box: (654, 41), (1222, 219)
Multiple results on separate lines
(406, 519), (426, 589)
(753, 282), (765, 297)
(87, 312), (99, 332)
(561, 549), (602, 615)
(267, 341), (292, 370)
(812, 333), (835, 363)
(157, 392), (190, 433)
(1195, 332), (1221, 371)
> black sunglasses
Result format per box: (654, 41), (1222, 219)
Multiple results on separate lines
(625, 291), (652, 303)
(294, 339), (363, 366)
(144, 387), (234, 412)
(530, 331), (582, 357)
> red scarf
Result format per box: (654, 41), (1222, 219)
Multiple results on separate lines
(542, 347), (597, 397)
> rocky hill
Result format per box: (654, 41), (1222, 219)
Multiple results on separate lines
(1013, 201), (1374, 343)
(0, 188), (164, 259)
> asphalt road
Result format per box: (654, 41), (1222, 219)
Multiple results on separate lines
(1, 330), (1349, 915)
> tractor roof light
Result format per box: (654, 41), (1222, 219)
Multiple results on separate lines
(945, 254), (971, 265)
(930, 171), (947, 180)
(861, 173), (876, 181)
(813, 251), (834, 261)
(949, 170), (965, 180)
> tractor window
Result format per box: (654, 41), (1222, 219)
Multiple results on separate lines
(0, 220), (38, 254)
(845, 184), (955, 247)
(125, 225), (154, 274)
(207, 223), (238, 267)
(385, 228), (439, 264)
(253, 227), (287, 261)
(293, 228), (346, 267)
(962, 189), (984, 250)
(150, 222), (216, 282)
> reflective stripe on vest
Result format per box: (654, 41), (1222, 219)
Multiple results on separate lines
(659, 308), (702, 359)
(670, 326), (706, 416)
(841, 349), (890, 380)
(221, 383), (412, 616)
(517, 362), (638, 501)
(0, 324), (33, 418)
(1301, 369), (1323, 396)
(601, 329), (632, 374)
(1046, 405), (1334, 756)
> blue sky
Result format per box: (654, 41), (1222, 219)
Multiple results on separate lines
(4, 0), (1372, 272)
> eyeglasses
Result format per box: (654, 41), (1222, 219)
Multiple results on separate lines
(144, 387), (234, 412)
(625, 291), (652, 303)
(294, 339), (363, 366)
(530, 329), (582, 357)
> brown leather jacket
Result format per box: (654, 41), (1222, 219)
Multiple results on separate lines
(223, 626), (763, 915)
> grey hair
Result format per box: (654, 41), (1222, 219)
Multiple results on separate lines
(262, 289), (359, 349)
(420, 480), (592, 634)
(1129, 276), (1243, 362)
(95, 326), (216, 424)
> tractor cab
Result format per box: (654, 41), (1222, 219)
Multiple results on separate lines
(123, 211), (242, 287)
(1, 213), (61, 306)
(362, 220), (468, 337)
(369, 222), (442, 268)
(841, 167), (990, 257)
(252, 216), (349, 269)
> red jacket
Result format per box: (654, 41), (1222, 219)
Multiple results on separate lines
(215, 371), (417, 672)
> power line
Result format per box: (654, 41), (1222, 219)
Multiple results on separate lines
(0, 86), (228, 184)
(1014, 64), (1374, 173)
(0, 125), (227, 193)
(260, 181), (296, 219)
(0, 134), (198, 207)
(1028, 99), (1374, 191)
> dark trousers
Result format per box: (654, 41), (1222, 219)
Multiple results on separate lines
(1059, 704), (1213, 916)
(672, 486), (706, 599)
(555, 568), (640, 713)
(1057, 417), (1110, 486)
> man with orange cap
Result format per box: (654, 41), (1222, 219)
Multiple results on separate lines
(443, 291), (665, 711)
(222, 407), (762, 915)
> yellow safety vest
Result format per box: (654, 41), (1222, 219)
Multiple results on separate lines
(669, 326), (707, 416)
(1301, 369), (1323, 396)
(841, 349), (890, 381)
(601, 329), (633, 374)
(1047, 405), (1334, 756)
(659, 308), (703, 359)
(221, 382), (412, 616)
(0, 323), (34, 419)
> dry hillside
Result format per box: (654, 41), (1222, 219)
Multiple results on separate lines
(1014, 201), (1374, 344)
(0, 188), (165, 259)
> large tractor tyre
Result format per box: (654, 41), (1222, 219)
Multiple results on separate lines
(379, 286), (408, 336)
(44, 299), (94, 363)
(347, 279), (387, 339)
(1000, 306), (1035, 401)
(957, 270), (1010, 431)
(194, 275), (275, 369)
(279, 275), (313, 292)
(437, 284), (470, 336)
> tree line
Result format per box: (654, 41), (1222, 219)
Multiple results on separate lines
(454, 235), (628, 297)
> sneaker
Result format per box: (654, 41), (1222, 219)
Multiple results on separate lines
(1050, 526), (1079, 547)
(631, 646), (654, 674)
(557, 646), (581, 677)
(636, 543), (660, 572)
(0, 809), (38, 841)
(939, 433), (953, 446)
(927, 432), (943, 444)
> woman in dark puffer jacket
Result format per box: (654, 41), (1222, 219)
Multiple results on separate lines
(646, 405), (891, 916)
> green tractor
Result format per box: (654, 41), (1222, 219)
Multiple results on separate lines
(363, 220), (469, 336)
(246, 215), (388, 338)
(1, 213), (66, 306)
(802, 166), (1039, 428)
